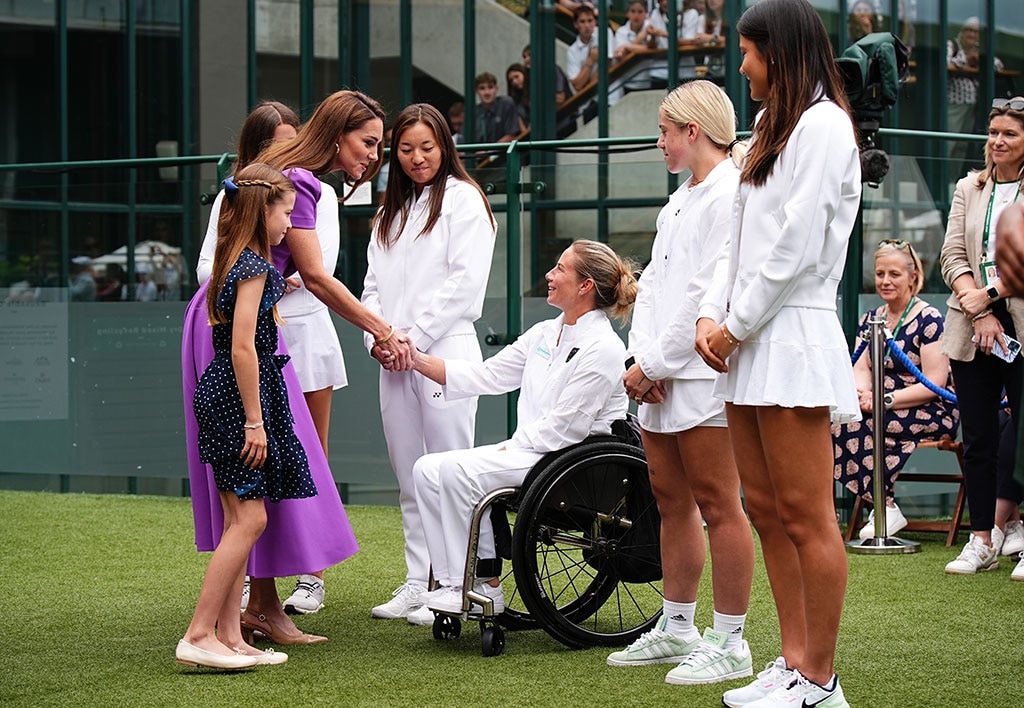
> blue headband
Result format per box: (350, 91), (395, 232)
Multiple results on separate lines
(222, 175), (239, 200)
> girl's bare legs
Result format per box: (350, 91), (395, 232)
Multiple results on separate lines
(183, 493), (267, 655)
(727, 403), (847, 686)
(641, 429), (704, 603)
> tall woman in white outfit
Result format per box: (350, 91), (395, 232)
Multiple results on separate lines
(608, 80), (755, 686)
(695, 2), (861, 707)
(410, 240), (637, 616)
(362, 104), (497, 625)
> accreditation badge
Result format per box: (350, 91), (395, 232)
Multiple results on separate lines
(981, 260), (999, 287)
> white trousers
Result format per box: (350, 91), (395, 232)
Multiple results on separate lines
(413, 443), (543, 587)
(380, 333), (480, 585)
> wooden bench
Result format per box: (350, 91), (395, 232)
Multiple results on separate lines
(844, 438), (968, 547)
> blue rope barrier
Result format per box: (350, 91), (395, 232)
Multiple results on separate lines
(850, 334), (958, 404)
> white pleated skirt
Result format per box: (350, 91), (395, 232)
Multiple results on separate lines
(279, 300), (348, 393)
(639, 377), (728, 433)
(714, 307), (860, 424)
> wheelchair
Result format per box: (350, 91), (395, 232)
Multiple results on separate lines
(429, 418), (664, 656)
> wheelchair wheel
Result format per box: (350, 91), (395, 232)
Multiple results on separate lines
(511, 440), (663, 649)
(480, 623), (506, 657)
(432, 614), (461, 641)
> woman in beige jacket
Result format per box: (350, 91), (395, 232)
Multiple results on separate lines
(939, 96), (1024, 576)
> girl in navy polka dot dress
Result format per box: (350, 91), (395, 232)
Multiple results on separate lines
(176, 163), (314, 671)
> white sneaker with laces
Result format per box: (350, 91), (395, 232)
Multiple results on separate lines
(371, 582), (425, 619)
(283, 574), (325, 615)
(664, 628), (752, 685)
(606, 615), (700, 666)
(722, 656), (794, 708)
(858, 503), (908, 540)
(744, 670), (849, 708)
(426, 581), (504, 616)
(1012, 554), (1024, 582)
(1000, 520), (1024, 556)
(406, 604), (435, 626)
(944, 533), (999, 574)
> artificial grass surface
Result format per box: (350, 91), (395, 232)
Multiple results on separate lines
(0, 490), (1018, 707)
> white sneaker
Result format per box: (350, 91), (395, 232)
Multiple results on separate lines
(944, 533), (1000, 574)
(606, 615), (701, 666)
(664, 628), (752, 685)
(283, 574), (325, 615)
(744, 670), (849, 708)
(1012, 554), (1024, 582)
(240, 576), (250, 613)
(426, 581), (504, 616)
(858, 503), (908, 539)
(999, 520), (1024, 556)
(722, 656), (795, 707)
(406, 604), (435, 626)
(371, 583), (425, 619)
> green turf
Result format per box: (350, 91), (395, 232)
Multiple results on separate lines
(0, 490), (1018, 707)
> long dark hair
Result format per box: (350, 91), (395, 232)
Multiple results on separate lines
(737, 0), (853, 186)
(258, 90), (386, 199)
(373, 103), (494, 249)
(235, 101), (300, 172)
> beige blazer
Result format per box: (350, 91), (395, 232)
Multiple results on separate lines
(940, 173), (1024, 362)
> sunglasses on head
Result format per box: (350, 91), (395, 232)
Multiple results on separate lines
(993, 98), (1024, 111)
(879, 239), (910, 249)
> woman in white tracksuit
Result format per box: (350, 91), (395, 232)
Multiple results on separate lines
(409, 240), (637, 617)
(362, 104), (496, 626)
(608, 80), (755, 686)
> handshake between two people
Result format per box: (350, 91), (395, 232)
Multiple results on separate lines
(369, 333), (418, 373)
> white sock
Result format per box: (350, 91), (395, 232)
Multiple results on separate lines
(663, 600), (699, 642)
(713, 610), (746, 649)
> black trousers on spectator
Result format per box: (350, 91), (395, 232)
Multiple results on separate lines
(949, 304), (1023, 532)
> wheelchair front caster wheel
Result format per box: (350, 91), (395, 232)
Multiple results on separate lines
(432, 613), (462, 641)
(480, 625), (505, 656)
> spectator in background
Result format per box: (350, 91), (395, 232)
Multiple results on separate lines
(947, 17), (1003, 166)
(566, 5), (622, 118)
(448, 102), (465, 144)
(475, 72), (520, 145)
(69, 256), (96, 301)
(522, 44), (576, 139)
(506, 63), (530, 132)
(848, 1), (880, 42)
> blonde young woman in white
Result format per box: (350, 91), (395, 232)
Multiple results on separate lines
(609, 80), (754, 686)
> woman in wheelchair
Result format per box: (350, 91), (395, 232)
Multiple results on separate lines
(612, 80), (755, 686)
(407, 239), (637, 617)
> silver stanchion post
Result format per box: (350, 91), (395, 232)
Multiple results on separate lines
(847, 315), (920, 554)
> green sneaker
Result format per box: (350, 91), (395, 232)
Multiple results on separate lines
(743, 670), (849, 708)
(606, 615), (701, 666)
(664, 628), (753, 685)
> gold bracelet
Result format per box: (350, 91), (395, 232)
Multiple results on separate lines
(720, 324), (740, 346)
(243, 421), (263, 430)
(972, 310), (992, 324)
(376, 325), (395, 345)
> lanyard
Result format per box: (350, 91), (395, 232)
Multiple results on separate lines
(982, 180), (1022, 259)
(885, 297), (917, 339)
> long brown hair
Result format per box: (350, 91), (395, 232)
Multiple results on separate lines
(257, 90), (386, 201)
(206, 163), (295, 325)
(373, 103), (494, 248)
(737, 0), (853, 186)
(235, 101), (300, 172)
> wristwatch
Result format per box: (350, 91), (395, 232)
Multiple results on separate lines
(987, 285), (999, 301)
(883, 392), (895, 410)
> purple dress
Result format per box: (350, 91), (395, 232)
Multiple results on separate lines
(183, 168), (359, 577)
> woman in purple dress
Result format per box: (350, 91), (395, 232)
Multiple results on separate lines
(183, 90), (414, 644)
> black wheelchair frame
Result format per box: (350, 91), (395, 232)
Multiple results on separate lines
(430, 419), (664, 656)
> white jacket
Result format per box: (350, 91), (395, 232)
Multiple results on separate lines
(630, 159), (738, 381)
(699, 100), (862, 339)
(362, 177), (496, 351)
(444, 309), (628, 453)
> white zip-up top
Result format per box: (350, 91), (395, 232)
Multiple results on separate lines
(699, 99), (861, 339)
(630, 159), (738, 381)
(362, 176), (496, 351)
(444, 309), (627, 453)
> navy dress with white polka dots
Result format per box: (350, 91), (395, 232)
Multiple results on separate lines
(193, 248), (315, 503)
